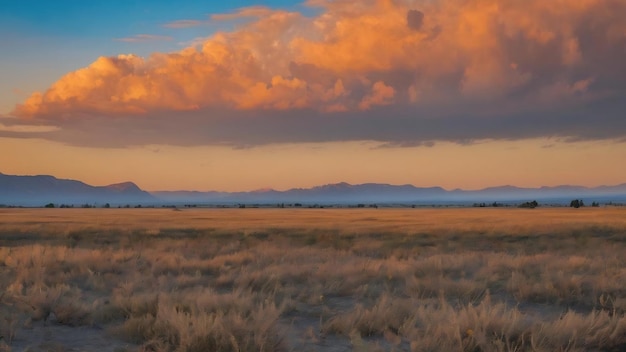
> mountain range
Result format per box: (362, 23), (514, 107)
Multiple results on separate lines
(2, 172), (625, 207)
(0, 172), (153, 206)
(154, 182), (626, 205)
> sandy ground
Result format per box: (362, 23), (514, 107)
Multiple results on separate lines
(9, 321), (137, 352)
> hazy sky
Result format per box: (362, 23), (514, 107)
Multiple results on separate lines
(2, 0), (625, 191)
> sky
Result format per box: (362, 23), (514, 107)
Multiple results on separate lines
(1, 0), (625, 192)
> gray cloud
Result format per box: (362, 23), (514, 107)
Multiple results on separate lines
(406, 10), (424, 31)
(26, 92), (626, 148)
(0, 117), (60, 135)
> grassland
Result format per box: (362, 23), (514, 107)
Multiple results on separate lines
(0, 208), (625, 351)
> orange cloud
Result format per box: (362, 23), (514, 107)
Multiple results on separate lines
(14, 0), (626, 123)
(359, 81), (395, 110)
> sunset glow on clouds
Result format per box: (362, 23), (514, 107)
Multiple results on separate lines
(2, 0), (626, 190)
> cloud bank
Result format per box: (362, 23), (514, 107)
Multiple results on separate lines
(0, 121), (60, 133)
(12, 0), (626, 147)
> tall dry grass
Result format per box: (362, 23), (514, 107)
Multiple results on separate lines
(0, 208), (624, 351)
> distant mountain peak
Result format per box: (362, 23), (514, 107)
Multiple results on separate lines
(483, 185), (520, 190)
(251, 187), (276, 193)
(105, 182), (141, 191)
(316, 182), (352, 189)
(0, 173), (152, 206)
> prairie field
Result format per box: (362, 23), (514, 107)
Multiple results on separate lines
(0, 207), (625, 351)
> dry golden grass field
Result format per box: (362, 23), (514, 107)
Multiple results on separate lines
(0, 208), (625, 351)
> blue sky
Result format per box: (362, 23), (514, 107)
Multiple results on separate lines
(0, 0), (305, 114)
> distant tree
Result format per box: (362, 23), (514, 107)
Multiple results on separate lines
(591, 201), (600, 207)
(519, 200), (538, 209)
(44, 203), (55, 208)
(570, 199), (584, 208)
(103, 203), (111, 208)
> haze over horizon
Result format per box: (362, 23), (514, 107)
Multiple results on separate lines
(2, 0), (625, 192)
(2, 170), (626, 194)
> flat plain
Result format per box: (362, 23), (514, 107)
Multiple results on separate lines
(0, 207), (625, 351)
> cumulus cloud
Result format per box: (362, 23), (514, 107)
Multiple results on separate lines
(13, 0), (626, 147)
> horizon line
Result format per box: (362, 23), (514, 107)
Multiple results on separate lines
(2, 171), (625, 193)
